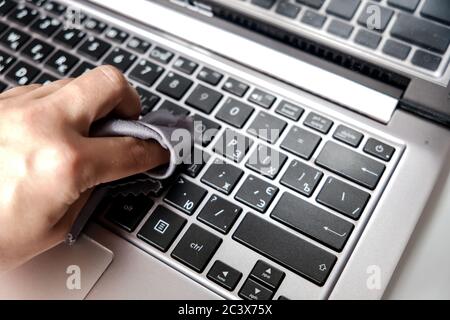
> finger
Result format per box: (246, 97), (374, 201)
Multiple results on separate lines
(47, 65), (141, 128)
(80, 137), (170, 188)
(28, 79), (73, 99)
(0, 84), (42, 100)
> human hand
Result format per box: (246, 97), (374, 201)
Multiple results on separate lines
(0, 66), (170, 273)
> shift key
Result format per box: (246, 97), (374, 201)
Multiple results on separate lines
(233, 213), (337, 286)
(316, 142), (385, 190)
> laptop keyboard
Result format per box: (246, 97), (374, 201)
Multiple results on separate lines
(215, 0), (450, 77)
(0, 0), (403, 299)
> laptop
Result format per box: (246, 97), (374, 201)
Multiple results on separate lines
(0, 0), (449, 300)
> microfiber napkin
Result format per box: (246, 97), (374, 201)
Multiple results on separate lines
(66, 110), (194, 245)
(91, 109), (194, 179)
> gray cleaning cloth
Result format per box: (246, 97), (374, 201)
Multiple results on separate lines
(91, 109), (194, 179)
(66, 110), (194, 245)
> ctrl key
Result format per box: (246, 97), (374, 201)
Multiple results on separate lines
(171, 224), (222, 273)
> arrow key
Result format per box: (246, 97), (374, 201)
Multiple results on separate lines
(207, 261), (242, 291)
(250, 260), (285, 290)
(239, 278), (273, 300)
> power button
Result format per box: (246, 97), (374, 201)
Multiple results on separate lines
(364, 138), (395, 162)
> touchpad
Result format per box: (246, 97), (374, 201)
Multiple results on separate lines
(0, 235), (113, 300)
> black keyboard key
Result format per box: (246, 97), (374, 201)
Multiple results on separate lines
(391, 13), (450, 53)
(213, 129), (254, 163)
(171, 224), (222, 273)
(8, 4), (38, 26)
(158, 100), (189, 116)
(6, 61), (39, 85)
(207, 261), (242, 291)
(246, 144), (287, 180)
(103, 48), (137, 73)
(70, 61), (95, 77)
(235, 175), (279, 213)
(271, 192), (354, 252)
(30, 15), (61, 36)
(183, 148), (210, 178)
(156, 72), (193, 100)
(281, 126), (321, 160)
(316, 141), (385, 190)
(164, 177), (207, 215)
(215, 98), (254, 129)
(0, 49), (15, 74)
(317, 177), (371, 220)
(280, 160), (323, 197)
(197, 67), (223, 86)
(421, 0), (450, 26)
(387, 0), (419, 12)
(0, 20), (6, 34)
(327, 19), (354, 39)
(54, 28), (86, 48)
(333, 125), (363, 147)
(136, 87), (161, 116)
(250, 260), (285, 290)
(248, 88), (277, 109)
(43, 1), (66, 15)
(304, 112), (333, 134)
(201, 158), (244, 195)
(251, 0), (275, 9)
(127, 36), (151, 54)
(0, 80), (6, 92)
(382, 39), (411, 60)
(295, 0), (324, 9)
(149, 46), (174, 64)
(222, 78), (249, 97)
(354, 29), (381, 49)
(198, 194), (242, 234)
(35, 73), (57, 84)
(301, 10), (326, 28)
(358, 3), (393, 32)
(129, 59), (164, 87)
(247, 112), (287, 144)
(411, 50), (442, 71)
(239, 278), (273, 300)
(0, 0), (16, 16)
(186, 85), (223, 114)
(326, 0), (361, 20)
(22, 39), (55, 63)
(137, 206), (187, 252)
(84, 17), (107, 34)
(275, 100), (304, 121)
(105, 27), (128, 43)
(78, 36), (111, 61)
(173, 56), (198, 75)
(363, 138), (395, 162)
(105, 194), (154, 232)
(192, 114), (221, 147)
(46, 50), (79, 76)
(234, 213), (337, 286)
(0, 28), (30, 51)
(276, 1), (301, 19)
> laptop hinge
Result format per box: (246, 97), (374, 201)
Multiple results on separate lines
(170, 0), (213, 17)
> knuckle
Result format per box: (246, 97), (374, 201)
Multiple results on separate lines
(98, 65), (128, 93)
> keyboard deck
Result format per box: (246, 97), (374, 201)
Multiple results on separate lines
(0, 0), (404, 299)
(199, 0), (450, 83)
